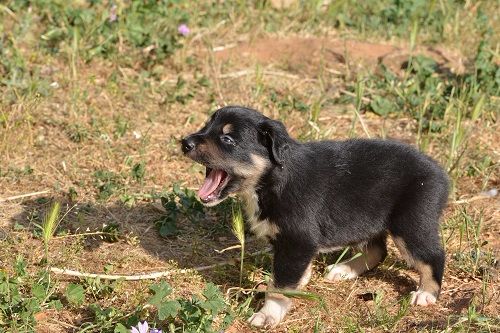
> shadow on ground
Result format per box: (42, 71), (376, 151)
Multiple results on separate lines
(4, 195), (480, 332)
(6, 195), (272, 286)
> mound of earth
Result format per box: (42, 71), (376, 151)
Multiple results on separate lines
(214, 36), (465, 76)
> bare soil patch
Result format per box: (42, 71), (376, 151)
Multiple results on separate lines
(214, 36), (465, 75)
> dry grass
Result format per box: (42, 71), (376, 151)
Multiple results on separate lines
(0, 1), (499, 332)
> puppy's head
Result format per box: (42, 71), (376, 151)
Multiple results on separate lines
(181, 106), (291, 206)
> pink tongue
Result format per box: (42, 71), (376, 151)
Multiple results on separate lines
(198, 169), (224, 199)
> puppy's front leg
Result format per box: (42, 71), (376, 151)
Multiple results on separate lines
(247, 284), (293, 329)
(248, 244), (315, 328)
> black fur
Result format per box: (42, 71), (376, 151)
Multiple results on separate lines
(182, 106), (448, 294)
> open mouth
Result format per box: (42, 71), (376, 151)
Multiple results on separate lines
(198, 168), (230, 203)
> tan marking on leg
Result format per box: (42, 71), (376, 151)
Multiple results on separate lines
(247, 292), (292, 328)
(392, 236), (440, 306)
(222, 123), (233, 134)
(265, 280), (286, 298)
(298, 263), (312, 289)
(411, 261), (440, 306)
(392, 236), (416, 267)
(318, 246), (343, 253)
(325, 243), (385, 281)
(249, 263), (312, 328)
(414, 260), (440, 296)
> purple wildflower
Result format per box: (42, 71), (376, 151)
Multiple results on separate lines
(109, 4), (117, 23)
(130, 321), (162, 333)
(130, 321), (148, 333)
(177, 24), (190, 36)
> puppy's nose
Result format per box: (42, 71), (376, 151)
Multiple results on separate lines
(181, 137), (196, 153)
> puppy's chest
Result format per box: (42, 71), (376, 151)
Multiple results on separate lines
(241, 191), (279, 239)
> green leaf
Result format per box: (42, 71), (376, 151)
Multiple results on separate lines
(177, 299), (202, 324)
(114, 323), (129, 333)
(24, 298), (41, 314)
(148, 282), (179, 320)
(201, 283), (226, 315)
(131, 162), (146, 181)
(65, 283), (85, 306)
(148, 281), (173, 306)
(159, 219), (178, 237)
(32, 284), (46, 301)
(15, 256), (27, 277)
(158, 300), (181, 320)
(13, 222), (25, 231)
(161, 196), (178, 212)
(49, 299), (63, 310)
(370, 96), (397, 116)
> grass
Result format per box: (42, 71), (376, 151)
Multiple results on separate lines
(231, 202), (245, 288)
(39, 201), (61, 261)
(0, 0), (499, 332)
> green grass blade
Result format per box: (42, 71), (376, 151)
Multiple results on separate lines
(266, 288), (327, 311)
(232, 203), (245, 287)
(42, 201), (61, 259)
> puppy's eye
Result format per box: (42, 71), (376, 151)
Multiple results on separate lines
(220, 134), (235, 145)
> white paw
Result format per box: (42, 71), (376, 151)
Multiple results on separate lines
(410, 290), (437, 306)
(325, 263), (358, 281)
(247, 296), (291, 328)
(248, 311), (280, 328)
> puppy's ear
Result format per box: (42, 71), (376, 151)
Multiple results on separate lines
(258, 119), (290, 167)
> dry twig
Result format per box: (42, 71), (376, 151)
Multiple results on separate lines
(50, 248), (271, 281)
(218, 69), (299, 80)
(0, 190), (51, 203)
(453, 189), (498, 204)
(49, 267), (191, 281)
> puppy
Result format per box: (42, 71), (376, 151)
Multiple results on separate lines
(181, 106), (448, 328)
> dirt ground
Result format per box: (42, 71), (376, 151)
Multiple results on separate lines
(1, 34), (499, 332)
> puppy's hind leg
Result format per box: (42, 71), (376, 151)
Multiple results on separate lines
(389, 170), (447, 306)
(389, 207), (445, 305)
(391, 232), (444, 306)
(325, 234), (387, 281)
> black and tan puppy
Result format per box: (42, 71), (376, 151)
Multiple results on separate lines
(181, 106), (448, 328)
